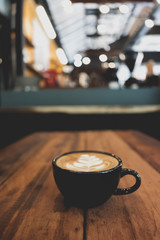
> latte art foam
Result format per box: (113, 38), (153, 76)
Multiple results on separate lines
(66, 154), (107, 171)
(56, 152), (119, 172)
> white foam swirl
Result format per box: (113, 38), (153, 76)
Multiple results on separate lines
(65, 154), (108, 172)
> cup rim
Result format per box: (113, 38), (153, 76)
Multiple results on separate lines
(52, 150), (122, 174)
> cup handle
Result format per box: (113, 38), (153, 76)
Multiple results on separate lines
(114, 168), (141, 195)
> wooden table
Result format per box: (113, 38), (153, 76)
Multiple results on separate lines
(0, 130), (160, 240)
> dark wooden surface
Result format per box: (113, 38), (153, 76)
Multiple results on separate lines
(0, 130), (160, 240)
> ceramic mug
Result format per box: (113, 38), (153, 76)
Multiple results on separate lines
(52, 151), (141, 208)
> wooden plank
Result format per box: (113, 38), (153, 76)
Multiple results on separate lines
(0, 131), (85, 240)
(116, 130), (160, 172)
(1, 130), (160, 240)
(85, 130), (160, 240)
(0, 132), (52, 185)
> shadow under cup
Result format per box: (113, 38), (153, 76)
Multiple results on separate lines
(52, 151), (141, 208)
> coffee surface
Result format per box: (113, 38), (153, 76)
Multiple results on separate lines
(56, 152), (119, 172)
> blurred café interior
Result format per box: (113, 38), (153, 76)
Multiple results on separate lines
(0, 0), (160, 148)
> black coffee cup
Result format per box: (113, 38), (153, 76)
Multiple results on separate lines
(52, 151), (141, 208)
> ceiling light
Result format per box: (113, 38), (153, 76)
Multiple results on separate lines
(108, 62), (115, 68)
(99, 5), (110, 14)
(132, 35), (160, 52)
(74, 54), (82, 61)
(99, 54), (108, 62)
(56, 48), (68, 65)
(104, 45), (111, 51)
(82, 57), (91, 65)
(74, 60), (82, 67)
(36, 5), (56, 39)
(102, 62), (108, 69)
(135, 52), (144, 66)
(119, 4), (130, 14)
(119, 53), (126, 61)
(145, 19), (154, 28)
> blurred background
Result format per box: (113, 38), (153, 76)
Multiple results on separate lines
(1, 0), (160, 90)
(1, 0), (160, 148)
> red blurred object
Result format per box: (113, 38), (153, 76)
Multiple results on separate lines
(43, 69), (58, 88)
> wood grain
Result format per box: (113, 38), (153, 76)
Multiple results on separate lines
(85, 130), (160, 240)
(0, 131), (85, 240)
(0, 130), (160, 240)
(117, 130), (160, 172)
